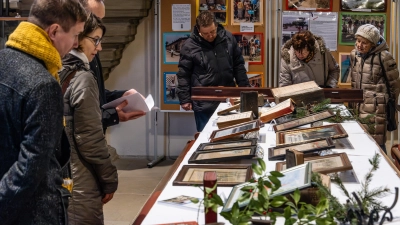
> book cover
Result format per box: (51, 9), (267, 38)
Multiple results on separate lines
(217, 111), (253, 129)
(259, 98), (295, 123)
(271, 81), (325, 105)
(158, 195), (203, 212)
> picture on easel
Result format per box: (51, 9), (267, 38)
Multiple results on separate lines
(231, 0), (263, 25)
(196, 0), (228, 25)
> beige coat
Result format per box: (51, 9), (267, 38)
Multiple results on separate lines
(350, 38), (400, 145)
(60, 52), (118, 225)
(279, 35), (339, 88)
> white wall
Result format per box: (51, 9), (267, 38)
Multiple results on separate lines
(105, 3), (197, 158)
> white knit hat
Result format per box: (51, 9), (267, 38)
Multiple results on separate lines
(355, 24), (380, 44)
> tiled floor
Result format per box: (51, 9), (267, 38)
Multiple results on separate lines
(104, 158), (174, 225)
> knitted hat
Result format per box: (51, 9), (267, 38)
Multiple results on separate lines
(355, 24), (380, 44)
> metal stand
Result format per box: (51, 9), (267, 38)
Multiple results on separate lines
(147, 0), (165, 168)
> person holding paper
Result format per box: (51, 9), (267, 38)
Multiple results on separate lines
(177, 11), (249, 132)
(59, 14), (118, 224)
(80, 0), (145, 131)
(279, 30), (339, 88)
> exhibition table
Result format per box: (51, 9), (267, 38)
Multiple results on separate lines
(136, 103), (400, 225)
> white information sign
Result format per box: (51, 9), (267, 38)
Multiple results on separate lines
(240, 23), (255, 32)
(172, 4), (191, 31)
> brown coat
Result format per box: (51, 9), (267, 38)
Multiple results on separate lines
(280, 35), (339, 88)
(350, 38), (400, 145)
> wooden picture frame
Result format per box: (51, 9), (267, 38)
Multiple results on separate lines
(221, 162), (312, 212)
(285, 0), (333, 11)
(197, 0), (228, 25)
(276, 124), (348, 145)
(268, 138), (335, 161)
(231, 0), (263, 26)
(188, 146), (257, 164)
(275, 153), (353, 174)
(339, 12), (386, 46)
(196, 139), (257, 151)
(173, 164), (253, 187)
(163, 72), (179, 104)
(232, 33), (263, 65)
(210, 120), (260, 142)
(340, 0), (387, 12)
(338, 53), (352, 86)
(163, 32), (190, 64)
(247, 72), (264, 87)
(273, 110), (335, 132)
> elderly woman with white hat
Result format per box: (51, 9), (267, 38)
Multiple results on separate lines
(350, 24), (400, 153)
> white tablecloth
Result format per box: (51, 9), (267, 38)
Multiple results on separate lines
(142, 103), (400, 225)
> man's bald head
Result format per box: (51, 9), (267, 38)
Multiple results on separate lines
(79, 0), (105, 19)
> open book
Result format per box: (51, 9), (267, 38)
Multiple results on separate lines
(259, 98), (295, 123)
(102, 93), (154, 112)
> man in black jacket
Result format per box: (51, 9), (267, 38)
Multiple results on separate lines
(177, 11), (249, 132)
(83, 0), (145, 131)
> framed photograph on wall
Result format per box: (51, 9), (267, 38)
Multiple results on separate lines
(339, 53), (352, 85)
(285, 0), (333, 11)
(197, 0), (228, 25)
(163, 72), (179, 104)
(339, 12), (386, 46)
(231, 0), (263, 26)
(163, 32), (190, 64)
(233, 33), (263, 65)
(247, 72), (264, 87)
(341, 0), (386, 12)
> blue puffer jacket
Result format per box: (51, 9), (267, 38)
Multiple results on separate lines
(0, 47), (69, 224)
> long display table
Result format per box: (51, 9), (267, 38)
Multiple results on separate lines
(136, 103), (400, 225)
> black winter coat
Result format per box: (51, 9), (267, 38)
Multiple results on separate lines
(176, 24), (249, 112)
(0, 48), (69, 224)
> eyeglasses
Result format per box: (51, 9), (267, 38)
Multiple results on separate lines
(85, 36), (103, 47)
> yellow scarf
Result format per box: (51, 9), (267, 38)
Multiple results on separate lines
(6, 22), (62, 82)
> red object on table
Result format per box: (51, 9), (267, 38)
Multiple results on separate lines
(204, 171), (217, 224)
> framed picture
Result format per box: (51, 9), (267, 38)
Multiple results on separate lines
(339, 12), (386, 46)
(197, 0), (228, 25)
(282, 16), (309, 34)
(173, 164), (253, 186)
(163, 32), (190, 64)
(163, 72), (179, 104)
(276, 124), (348, 145)
(233, 33), (263, 65)
(231, 0), (263, 26)
(268, 138), (335, 161)
(285, 0), (333, 11)
(247, 72), (264, 87)
(188, 146), (257, 164)
(333, 138), (355, 149)
(209, 120), (260, 142)
(221, 162), (312, 212)
(338, 53), (352, 85)
(275, 153), (353, 174)
(340, 0), (386, 12)
(273, 110), (335, 132)
(196, 139), (257, 151)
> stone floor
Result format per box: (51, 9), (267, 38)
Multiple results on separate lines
(104, 158), (174, 225)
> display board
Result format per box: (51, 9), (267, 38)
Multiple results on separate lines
(160, 0), (265, 111)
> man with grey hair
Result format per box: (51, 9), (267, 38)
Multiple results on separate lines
(0, 0), (87, 224)
(80, 0), (145, 131)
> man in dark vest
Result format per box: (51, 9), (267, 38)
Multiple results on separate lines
(81, 0), (145, 131)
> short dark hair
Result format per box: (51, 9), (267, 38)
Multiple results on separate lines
(28, 0), (87, 32)
(291, 30), (315, 52)
(76, 13), (106, 51)
(196, 11), (216, 28)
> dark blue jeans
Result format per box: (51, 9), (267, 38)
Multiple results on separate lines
(194, 110), (214, 132)
(380, 144), (387, 154)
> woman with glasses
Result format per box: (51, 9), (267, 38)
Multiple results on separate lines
(59, 13), (118, 225)
(279, 30), (339, 88)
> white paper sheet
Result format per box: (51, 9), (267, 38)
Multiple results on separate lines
(102, 93), (154, 112)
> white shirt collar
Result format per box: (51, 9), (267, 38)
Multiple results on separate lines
(70, 49), (90, 70)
